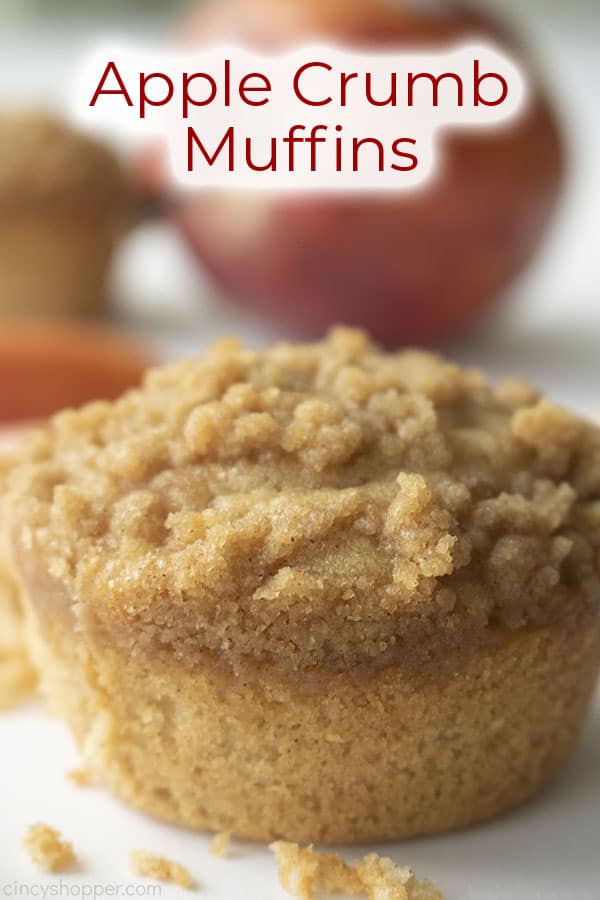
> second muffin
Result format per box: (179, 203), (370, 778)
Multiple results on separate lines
(0, 112), (131, 318)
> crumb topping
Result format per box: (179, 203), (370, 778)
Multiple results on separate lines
(211, 831), (231, 857)
(4, 328), (600, 674)
(23, 824), (75, 873)
(129, 850), (192, 888)
(270, 842), (443, 900)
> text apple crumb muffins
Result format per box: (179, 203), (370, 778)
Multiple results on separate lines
(3, 328), (600, 843)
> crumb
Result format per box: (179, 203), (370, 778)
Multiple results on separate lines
(67, 768), (91, 787)
(270, 842), (362, 899)
(211, 831), (231, 857)
(270, 843), (443, 900)
(356, 855), (444, 900)
(129, 850), (192, 889)
(23, 823), (76, 873)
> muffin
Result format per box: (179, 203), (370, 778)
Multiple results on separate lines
(3, 329), (600, 843)
(0, 112), (131, 318)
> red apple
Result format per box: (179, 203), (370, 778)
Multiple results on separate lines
(141, 0), (564, 345)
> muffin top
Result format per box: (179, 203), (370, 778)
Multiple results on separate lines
(4, 329), (600, 675)
(0, 112), (128, 209)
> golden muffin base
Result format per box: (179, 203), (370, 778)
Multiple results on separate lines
(28, 613), (600, 844)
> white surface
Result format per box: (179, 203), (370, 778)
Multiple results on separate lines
(0, 692), (599, 899)
(0, 2), (599, 897)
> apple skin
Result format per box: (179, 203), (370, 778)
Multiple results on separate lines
(147, 0), (565, 345)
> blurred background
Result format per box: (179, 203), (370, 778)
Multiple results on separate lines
(0, 0), (598, 427)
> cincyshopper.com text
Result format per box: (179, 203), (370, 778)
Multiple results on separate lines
(2, 884), (161, 899)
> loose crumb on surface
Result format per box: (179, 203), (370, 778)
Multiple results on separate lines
(356, 854), (444, 900)
(67, 768), (91, 787)
(129, 850), (193, 889)
(270, 843), (443, 900)
(23, 823), (76, 873)
(210, 831), (231, 857)
(270, 842), (363, 898)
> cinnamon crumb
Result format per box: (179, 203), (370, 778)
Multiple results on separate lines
(210, 831), (231, 857)
(356, 854), (444, 900)
(270, 843), (443, 900)
(129, 850), (192, 889)
(67, 768), (91, 787)
(24, 823), (76, 873)
(270, 842), (363, 899)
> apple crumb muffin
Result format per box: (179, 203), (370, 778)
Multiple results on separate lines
(3, 328), (600, 842)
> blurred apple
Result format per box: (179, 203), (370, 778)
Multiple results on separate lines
(139, 0), (564, 345)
